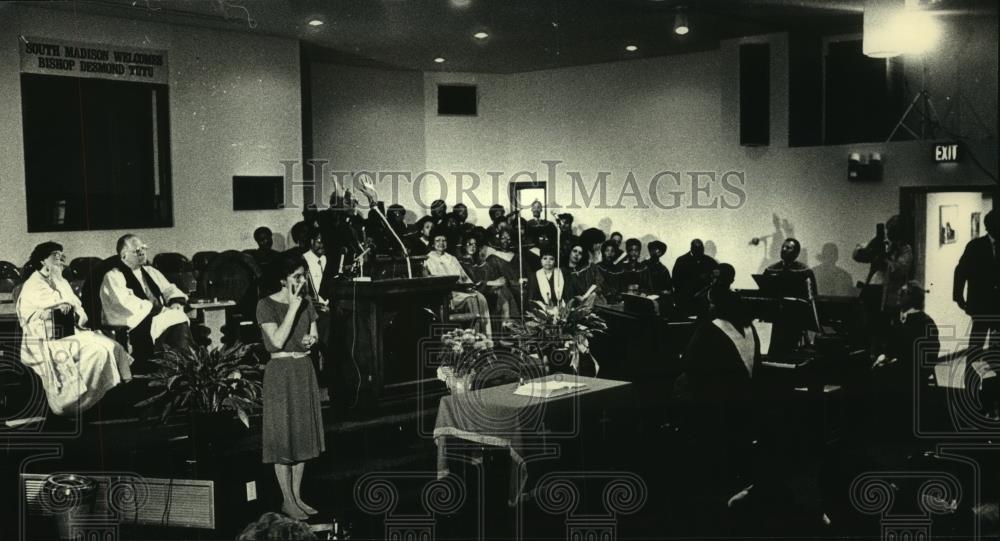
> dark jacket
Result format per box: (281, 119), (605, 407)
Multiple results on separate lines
(953, 235), (1000, 316)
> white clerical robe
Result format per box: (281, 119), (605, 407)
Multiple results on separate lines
(16, 271), (133, 415)
(100, 265), (188, 330)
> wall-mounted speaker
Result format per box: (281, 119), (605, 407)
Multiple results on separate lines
(437, 84), (478, 116)
(739, 43), (770, 146)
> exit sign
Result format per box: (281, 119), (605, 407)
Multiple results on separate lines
(933, 142), (960, 163)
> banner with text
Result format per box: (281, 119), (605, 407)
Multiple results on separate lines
(20, 36), (168, 84)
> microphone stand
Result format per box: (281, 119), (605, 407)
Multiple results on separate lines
(369, 204), (412, 279)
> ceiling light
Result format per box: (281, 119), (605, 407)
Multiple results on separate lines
(673, 11), (689, 35)
(307, 19), (324, 27)
(625, 45), (638, 52)
(473, 31), (489, 40)
(434, 57), (446, 63)
(864, 0), (940, 58)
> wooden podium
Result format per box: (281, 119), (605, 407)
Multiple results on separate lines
(321, 275), (458, 405)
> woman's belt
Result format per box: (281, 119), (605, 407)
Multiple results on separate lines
(269, 351), (310, 359)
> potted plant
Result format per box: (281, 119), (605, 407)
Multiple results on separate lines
(435, 328), (494, 394)
(135, 343), (265, 474)
(509, 291), (608, 375)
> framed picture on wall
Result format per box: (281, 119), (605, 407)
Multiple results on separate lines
(939, 204), (958, 245)
(972, 212), (982, 238)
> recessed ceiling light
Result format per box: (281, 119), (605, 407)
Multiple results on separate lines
(673, 11), (689, 35)
(473, 31), (489, 40)
(625, 44), (638, 52)
(308, 19), (324, 27)
(434, 57), (446, 63)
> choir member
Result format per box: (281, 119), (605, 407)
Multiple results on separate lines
(529, 247), (567, 306)
(423, 226), (492, 337)
(563, 241), (607, 303)
(640, 240), (674, 295)
(673, 239), (718, 315)
(596, 240), (623, 302)
(460, 234), (518, 326)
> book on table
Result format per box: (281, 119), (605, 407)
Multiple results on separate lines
(513, 380), (588, 398)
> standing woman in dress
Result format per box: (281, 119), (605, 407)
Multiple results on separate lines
(256, 255), (325, 520)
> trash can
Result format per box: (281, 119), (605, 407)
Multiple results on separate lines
(40, 473), (97, 540)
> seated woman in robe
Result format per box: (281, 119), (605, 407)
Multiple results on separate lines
(16, 242), (133, 416)
(423, 226), (492, 337)
(459, 234), (518, 327)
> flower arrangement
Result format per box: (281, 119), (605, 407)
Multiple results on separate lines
(135, 343), (265, 428)
(436, 328), (494, 393)
(509, 292), (608, 374)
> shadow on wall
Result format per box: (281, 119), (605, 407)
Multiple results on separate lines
(811, 242), (857, 297)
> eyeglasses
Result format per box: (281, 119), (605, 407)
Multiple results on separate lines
(127, 246), (149, 256)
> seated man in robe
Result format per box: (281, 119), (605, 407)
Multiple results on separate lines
(423, 226), (492, 337)
(100, 234), (192, 369)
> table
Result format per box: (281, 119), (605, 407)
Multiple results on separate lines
(188, 300), (237, 347)
(434, 374), (632, 503)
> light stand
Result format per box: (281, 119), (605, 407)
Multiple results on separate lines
(886, 57), (943, 141)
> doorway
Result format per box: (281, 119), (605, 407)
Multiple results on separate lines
(904, 187), (995, 352)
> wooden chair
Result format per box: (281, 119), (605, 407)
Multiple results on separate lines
(199, 251), (263, 345)
(77, 256), (130, 348)
(152, 252), (197, 294)
(191, 251), (219, 296)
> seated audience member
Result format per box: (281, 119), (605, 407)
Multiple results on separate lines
(870, 281), (940, 438)
(620, 238), (644, 292)
(641, 240), (674, 294)
(250, 227), (279, 268)
(673, 239), (718, 314)
(407, 216), (435, 257)
(284, 221), (310, 257)
(763, 238), (818, 297)
(563, 241), (607, 303)
(16, 242), (134, 416)
(100, 234), (192, 366)
(460, 234), (518, 325)
(237, 512), (316, 540)
(690, 263), (736, 322)
(424, 226), (492, 337)
(674, 286), (762, 515)
(596, 240), (624, 302)
(529, 248), (567, 307)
